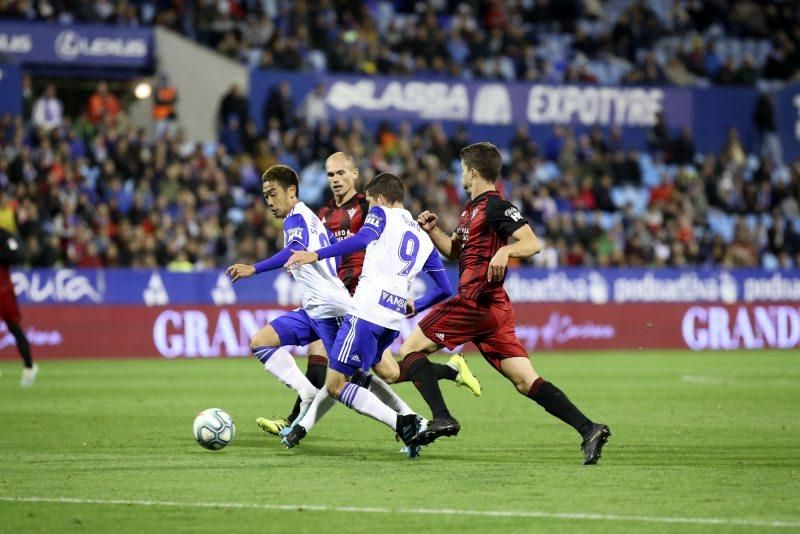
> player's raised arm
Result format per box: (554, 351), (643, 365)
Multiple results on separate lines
(417, 210), (462, 260)
(285, 206), (385, 268)
(410, 248), (454, 315)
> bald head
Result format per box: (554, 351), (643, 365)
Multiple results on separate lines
(325, 152), (359, 205)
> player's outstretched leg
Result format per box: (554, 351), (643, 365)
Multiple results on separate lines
(6, 321), (37, 387)
(274, 340), (329, 434)
(250, 325), (318, 435)
(500, 356), (611, 465)
(373, 349), (481, 396)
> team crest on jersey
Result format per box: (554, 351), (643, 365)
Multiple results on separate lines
(461, 211), (466, 217)
(505, 207), (523, 222)
(320, 216), (327, 224)
(347, 207), (358, 219)
(472, 207), (479, 219)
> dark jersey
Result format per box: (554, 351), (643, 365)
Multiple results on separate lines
(454, 191), (527, 301)
(317, 193), (369, 294)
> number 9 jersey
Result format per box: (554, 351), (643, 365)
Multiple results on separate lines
(351, 206), (438, 330)
(283, 202), (352, 319)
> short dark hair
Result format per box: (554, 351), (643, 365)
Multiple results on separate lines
(365, 173), (404, 203)
(262, 165), (299, 195)
(459, 142), (503, 182)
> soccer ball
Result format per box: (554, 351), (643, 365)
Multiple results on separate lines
(193, 408), (236, 450)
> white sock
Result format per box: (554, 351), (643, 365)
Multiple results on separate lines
(296, 387), (336, 432)
(338, 382), (397, 430)
(262, 347), (317, 400)
(367, 375), (414, 415)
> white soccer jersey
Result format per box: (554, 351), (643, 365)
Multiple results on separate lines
(351, 206), (440, 330)
(284, 202), (352, 318)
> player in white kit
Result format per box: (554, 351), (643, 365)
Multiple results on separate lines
(282, 173), (453, 457)
(226, 165), (352, 423)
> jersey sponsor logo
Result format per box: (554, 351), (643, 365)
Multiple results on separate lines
(285, 226), (305, 243)
(347, 207), (358, 219)
(378, 290), (407, 314)
(364, 214), (383, 227)
(505, 207), (523, 222)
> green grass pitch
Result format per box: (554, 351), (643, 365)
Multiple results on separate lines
(1, 351), (798, 533)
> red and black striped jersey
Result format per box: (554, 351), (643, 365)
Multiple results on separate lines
(454, 191), (527, 301)
(317, 193), (369, 295)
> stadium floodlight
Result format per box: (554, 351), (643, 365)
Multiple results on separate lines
(134, 81), (152, 100)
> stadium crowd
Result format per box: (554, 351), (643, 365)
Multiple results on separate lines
(1, 82), (799, 270)
(2, 0), (799, 85)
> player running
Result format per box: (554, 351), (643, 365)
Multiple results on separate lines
(400, 142), (611, 465)
(0, 216), (37, 387)
(256, 152), (480, 436)
(282, 173), (454, 457)
(226, 165), (352, 423)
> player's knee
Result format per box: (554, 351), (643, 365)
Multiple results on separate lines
(512, 376), (534, 395)
(378, 367), (400, 384)
(326, 382), (344, 398)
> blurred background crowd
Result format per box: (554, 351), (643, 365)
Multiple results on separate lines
(1, 0), (799, 270)
(4, 0), (799, 85)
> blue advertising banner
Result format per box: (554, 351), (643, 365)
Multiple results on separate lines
(10, 268), (800, 306)
(0, 61), (22, 115)
(250, 71), (798, 161)
(0, 22), (152, 68)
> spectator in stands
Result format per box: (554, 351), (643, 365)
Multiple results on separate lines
(152, 74), (179, 138)
(86, 82), (121, 126)
(298, 83), (328, 127)
(262, 81), (294, 131)
(217, 83), (249, 136)
(31, 84), (63, 132)
(753, 92), (783, 165)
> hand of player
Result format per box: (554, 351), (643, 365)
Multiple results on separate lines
(417, 210), (438, 232)
(226, 264), (255, 283)
(284, 250), (318, 269)
(487, 248), (510, 282)
(405, 298), (416, 317)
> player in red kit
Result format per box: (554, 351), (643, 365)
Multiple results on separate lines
(257, 152), (480, 435)
(0, 217), (37, 387)
(400, 142), (610, 465)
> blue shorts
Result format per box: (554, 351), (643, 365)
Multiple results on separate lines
(328, 315), (399, 376)
(270, 309), (342, 355)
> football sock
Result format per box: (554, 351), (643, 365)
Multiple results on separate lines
(351, 369), (414, 415)
(7, 322), (32, 368)
(436, 362), (459, 381)
(527, 377), (593, 436)
(337, 382), (397, 430)
(396, 362), (458, 382)
(287, 354), (328, 422)
(296, 387), (336, 432)
(253, 346), (317, 400)
(400, 352), (452, 419)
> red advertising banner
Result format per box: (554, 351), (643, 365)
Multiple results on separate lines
(1, 303), (798, 360)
